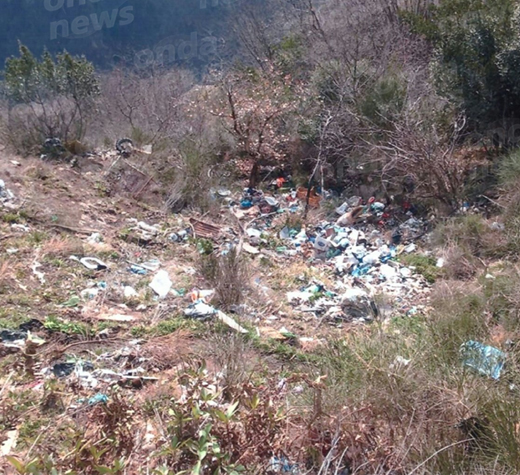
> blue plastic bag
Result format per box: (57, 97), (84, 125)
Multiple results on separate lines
(460, 340), (505, 380)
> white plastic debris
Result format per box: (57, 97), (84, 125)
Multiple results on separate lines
(314, 236), (330, 252)
(363, 250), (381, 265)
(243, 242), (260, 254)
(31, 261), (46, 284)
(141, 144), (153, 154)
(184, 301), (248, 333)
(216, 310), (248, 334)
(124, 286), (138, 298)
(137, 221), (159, 234)
(149, 270), (172, 299)
(0, 179), (15, 207)
(280, 227), (291, 240)
(389, 355), (411, 371)
(335, 202), (348, 215)
(490, 222), (505, 231)
(246, 228), (262, 238)
(70, 256), (108, 271)
(346, 196), (362, 207)
(11, 224), (30, 232)
(87, 233), (103, 244)
(138, 259), (161, 271)
(342, 287), (368, 304)
(403, 243), (416, 253)
(380, 263), (398, 281)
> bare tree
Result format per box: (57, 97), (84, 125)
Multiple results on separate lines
(377, 104), (467, 208)
(96, 67), (195, 146)
(212, 66), (302, 187)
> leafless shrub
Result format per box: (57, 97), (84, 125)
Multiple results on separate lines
(377, 107), (467, 208)
(92, 68), (195, 148)
(207, 333), (261, 400)
(2, 95), (95, 154)
(198, 248), (250, 310)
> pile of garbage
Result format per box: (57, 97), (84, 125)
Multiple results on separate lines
(230, 192), (431, 323)
(160, 185), (432, 324)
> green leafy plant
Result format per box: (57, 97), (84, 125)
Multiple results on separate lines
(43, 315), (89, 335)
(3, 43), (99, 151)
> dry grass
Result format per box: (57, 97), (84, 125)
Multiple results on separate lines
(142, 331), (198, 371)
(41, 236), (84, 259)
(441, 244), (480, 280)
(0, 259), (17, 292)
(198, 249), (251, 310)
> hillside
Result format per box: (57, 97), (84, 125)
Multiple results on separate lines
(3, 0), (520, 474)
(1, 139), (520, 474)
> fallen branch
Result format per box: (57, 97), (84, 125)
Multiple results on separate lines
(42, 337), (124, 356)
(408, 439), (473, 475)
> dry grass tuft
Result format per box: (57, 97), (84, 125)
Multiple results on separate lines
(198, 248), (251, 310)
(41, 236), (84, 259)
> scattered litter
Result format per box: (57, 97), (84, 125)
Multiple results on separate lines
(170, 229), (189, 242)
(87, 232), (103, 244)
(31, 261), (46, 284)
(269, 455), (300, 474)
(314, 236), (330, 252)
(247, 228), (262, 239)
(11, 223), (30, 232)
(70, 256), (108, 271)
(137, 221), (159, 235)
(184, 301), (217, 318)
(216, 311), (248, 334)
(189, 217), (221, 240)
(1, 330), (28, 345)
(0, 328), (45, 350)
(184, 301), (248, 333)
(341, 287), (375, 321)
(0, 429), (19, 456)
(0, 179), (15, 208)
(403, 243), (417, 253)
(96, 313), (136, 322)
(81, 284), (103, 299)
(296, 186), (321, 208)
(461, 340), (506, 380)
(78, 393), (109, 406)
(389, 355), (411, 371)
(129, 265), (147, 275)
(243, 242), (260, 254)
(124, 286), (138, 299)
(490, 222), (505, 231)
(149, 270), (172, 298)
(141, 144), (153, 154)
(52, 361), (94, 378)
(133, 259), (161, 272)
(189, 289), (215, 302)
